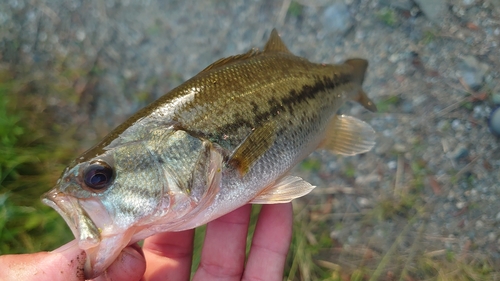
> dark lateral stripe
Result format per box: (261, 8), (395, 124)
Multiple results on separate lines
(203, 73), (351, 146)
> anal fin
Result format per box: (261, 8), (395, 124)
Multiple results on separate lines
(250, 176), (315, 204)
(321, 115), (376, 155)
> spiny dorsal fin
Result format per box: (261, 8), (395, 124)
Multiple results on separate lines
(320, 115), (376, 155)
(200, 48), (260, 73)
(263, 29), (291, 53)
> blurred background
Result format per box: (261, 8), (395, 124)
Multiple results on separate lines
(1, 0), (500, 280)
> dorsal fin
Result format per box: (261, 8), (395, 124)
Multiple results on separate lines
(263, 29), (291, 53)
(200, 48), (260, 73)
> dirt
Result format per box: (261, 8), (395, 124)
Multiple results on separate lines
(2, 0), (500, 279)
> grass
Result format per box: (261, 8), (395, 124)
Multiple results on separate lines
(0, 69), (74, 254)
(376, 7), (398, 27)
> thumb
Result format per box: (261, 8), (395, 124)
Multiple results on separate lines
(0, 240), (146, 281)
(0, 240), (86, 281)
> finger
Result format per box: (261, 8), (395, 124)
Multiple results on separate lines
(92, 243), (146, 281)
(0, 240), (85, 281)
(193, 204), (252, 281)
(242, 203), (293, 281)
(142, 229), (195, 281)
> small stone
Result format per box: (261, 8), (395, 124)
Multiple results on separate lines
(473, 105), (491, 119)
(456, 201), (466, 209)
(401, 100), (414, 113)
(76, 30), (86, 41)
(413, 0), (447, 24)
(389, 53), (400, 63)
(476, 220), (484, 228)
(489, 107), (500, 136)
(379, 0), (413, 11)
(495, 211), (500, 221)
(489, 232), (497, 242)
(458, 55), (490, 91)
(449, 144), (468, 160)
(462, 0), (475, 6)
(492, 93), (500, 105)
(451, 119), (464, 131)
(357, 197), (371, 207)
(330, 230), (341, 239)
(321, 2), (353, 35)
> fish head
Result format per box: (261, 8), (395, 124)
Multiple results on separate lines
(42, 140), (172, 278)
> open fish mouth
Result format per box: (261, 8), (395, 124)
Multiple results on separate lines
(42, 188), (101, 250)
(42, 188), (138, 278)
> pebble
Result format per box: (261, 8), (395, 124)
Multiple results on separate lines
(357, 197), (371, 207)
(489, 107), (500, 136)
(489, 232), (497, 242)
(330, 230), (341, 239)
(76, 30), (86, 41)
(492, 93), (500, 105)
(462, 0), (475, 6)
(494, 211), (500, 222)
(401, 100), (414, 113)
(379, 0), (413, 11)
(321, 2), (353, 35)
(387, 160), (397, 170)
(456, 201), (466, 209)
(458, 55), (490, 91)
(476, 220), (484, 228)
(451, 119), (464, 131)
(473, 105), (491, 119)
(449, 144), (468, 160)
(413, 0), (447, 24)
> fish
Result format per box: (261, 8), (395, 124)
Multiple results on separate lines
(42, 29), (377, 278)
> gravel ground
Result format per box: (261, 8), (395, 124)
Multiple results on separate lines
(2, 0), (500, 279)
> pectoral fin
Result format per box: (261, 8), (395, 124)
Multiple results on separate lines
(321, 115), (376, 155)
(229, 121), (276, 176)
(250, 176), (315, 204)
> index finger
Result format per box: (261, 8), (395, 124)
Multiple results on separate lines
(142, 229), (195, 281)
(243, 203), (293, 280)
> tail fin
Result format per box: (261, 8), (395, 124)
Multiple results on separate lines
(345, 59), (377, 112)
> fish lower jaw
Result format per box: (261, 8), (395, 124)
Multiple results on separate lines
(83, 228), (138, 279)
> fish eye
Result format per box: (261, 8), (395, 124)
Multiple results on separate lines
(83, 162), (114, 190)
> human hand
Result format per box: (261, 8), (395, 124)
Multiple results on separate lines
(0, 203), (293, 281)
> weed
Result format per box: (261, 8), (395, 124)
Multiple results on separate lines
(0, 69), (74, 254)
(288, 1), (303, 18)
(422, 29), (437, 45)
(376, 8), (397, 27)
(300, 158), (322, 172)
(376, 96), (400, 113)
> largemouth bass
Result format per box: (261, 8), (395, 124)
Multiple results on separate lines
(42, 29), (377, 278)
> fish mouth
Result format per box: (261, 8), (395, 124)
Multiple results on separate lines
(42, 188), (134, 278)
(42, 188), (101, 250)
